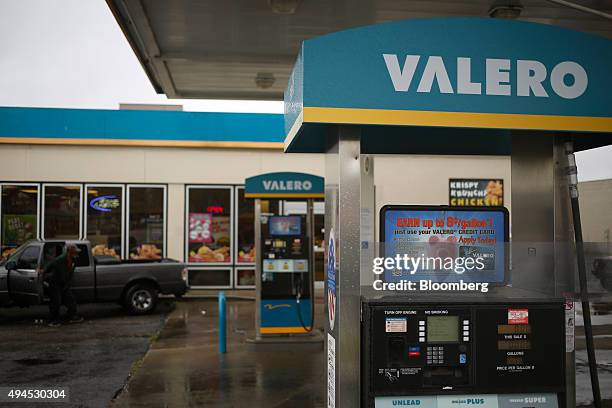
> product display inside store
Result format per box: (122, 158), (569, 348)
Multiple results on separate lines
(43, 184), (82, 240)
(128, 186), (166, 260)
(87, 185), (123, 258)
(187, 186), (232, 264)
(0, 184), (38, 259)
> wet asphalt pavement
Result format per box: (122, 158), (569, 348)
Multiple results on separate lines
(1, 297), (611, 407)
(112, 298), (612, 408)
(0, 300), (173, 408)
(112, 298), (326, 408)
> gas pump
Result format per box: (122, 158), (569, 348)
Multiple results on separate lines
(360, 206), (566, 406)
(245, 172), (323, 338)
(281, 17), (612, 408)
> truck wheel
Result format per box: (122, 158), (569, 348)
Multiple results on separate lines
(123, 283), (158, 315)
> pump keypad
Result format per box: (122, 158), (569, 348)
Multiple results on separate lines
(426, 346), (445, 365)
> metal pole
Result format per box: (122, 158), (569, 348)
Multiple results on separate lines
(545, 0), (612, 20)
(307, 198), (315, 330)
(254, 198), (262, 340)
(565, 142), (602, 408)
(325, 125), (362, 408)
(218, 291), (227, 353)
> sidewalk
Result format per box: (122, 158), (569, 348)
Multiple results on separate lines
(112, 295), (612, 407)
(111, 298), (326, 408)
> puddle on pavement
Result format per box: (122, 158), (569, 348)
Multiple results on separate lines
(14, 358), (63, 366)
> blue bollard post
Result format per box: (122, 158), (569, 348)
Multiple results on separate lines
(219, 291), (227, 353)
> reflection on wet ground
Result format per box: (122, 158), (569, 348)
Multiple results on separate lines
(112, 298), (326, 408)
(575, 302), (612, 406)
(112, 298), (612, 408)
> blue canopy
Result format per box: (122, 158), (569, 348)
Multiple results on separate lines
(284, 18), (612, 154)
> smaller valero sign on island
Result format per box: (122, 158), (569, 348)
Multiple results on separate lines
(449, 179), (503, 206)
(245, 172), (324, 198)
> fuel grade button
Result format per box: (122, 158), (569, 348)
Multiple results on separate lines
(374, 396), (437, 408)
(498, 394), (558, 408)
(437, 394), (499, 408)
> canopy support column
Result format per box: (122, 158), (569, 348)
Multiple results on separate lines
(325, 125), (362, 408)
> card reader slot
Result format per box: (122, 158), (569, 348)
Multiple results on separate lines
(423, 366), (468, 386)
(387, 337), (405, 364)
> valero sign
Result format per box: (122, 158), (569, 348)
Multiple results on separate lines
(383, 55), (587, 99)
(245, 172), (324, 198)
(284, 18), (612, 153)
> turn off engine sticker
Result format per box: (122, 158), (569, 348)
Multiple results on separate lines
(327, 228), (337, 331)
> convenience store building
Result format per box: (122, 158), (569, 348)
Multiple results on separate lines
(0, 105), (532, 290)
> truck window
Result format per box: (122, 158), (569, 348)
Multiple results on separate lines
(17, 246), (41, 270)
(43, 243), (64, 266)
(76, 244), (90, 267)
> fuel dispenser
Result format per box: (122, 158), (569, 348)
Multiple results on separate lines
(363, 299), (565, 406)
(244, 172), (323, 337)
(281, 17), (612, 408)
(360, 206), (567, 407)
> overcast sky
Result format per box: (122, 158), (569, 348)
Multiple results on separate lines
(0, 0), (610, 181)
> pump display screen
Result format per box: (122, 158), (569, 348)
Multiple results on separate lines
(268, 216), (301, 236)
(427, 316), (458, 343)
(380, 205), (508, 284)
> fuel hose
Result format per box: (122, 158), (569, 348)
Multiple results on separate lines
(566, 141), (602, 408)
(295, 274), (314, 333)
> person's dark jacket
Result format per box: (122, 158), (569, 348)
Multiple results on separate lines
(43, 253), (76, 287)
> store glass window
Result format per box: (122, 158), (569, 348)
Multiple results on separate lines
(87, 186), (123, 258)
(186, 187), (232, 264)
(17, 246), (41, 270)
(280, 199), (326, 281)
(313, 199), (325, 248)
(128, 186), (165, 260)
(236, 187), (255, 263)
(236, 268), (255, 287)
(43, 185), (81, 240)
(1, 185), (38, 260)
(314, 199), (325, 282)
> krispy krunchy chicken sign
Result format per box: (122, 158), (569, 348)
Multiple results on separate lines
(449, 179), (503, 206)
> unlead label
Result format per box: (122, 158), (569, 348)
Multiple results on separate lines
(375, 396), (437, 408)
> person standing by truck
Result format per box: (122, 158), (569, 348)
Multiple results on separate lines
(44, 244), (84, 327)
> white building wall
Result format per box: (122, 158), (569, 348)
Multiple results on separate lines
(0, 144), (326, 184)
(167, 183), (185, 263)
(374, 154), (511, 211)
(578, 179), (612, 244)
